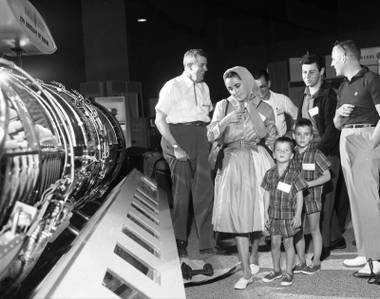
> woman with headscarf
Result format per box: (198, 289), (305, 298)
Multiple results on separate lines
(207, 66), (277, 289)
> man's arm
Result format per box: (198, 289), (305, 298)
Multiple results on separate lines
(333, 110), (344, 130)
(283, 95), (298, 135)
(155, 110), (188, 160)
(284, 95), (298, 121)
(371, 104), (380, 148)
(333, 104), (354, 130)
(318, 90), (340, 155)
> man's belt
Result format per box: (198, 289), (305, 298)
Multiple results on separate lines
(169, 121), (208, 126)
(343, 123), (375, 129)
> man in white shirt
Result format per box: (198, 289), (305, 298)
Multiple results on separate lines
(253, 70), (298, 137)
(155, 49), (215, 257)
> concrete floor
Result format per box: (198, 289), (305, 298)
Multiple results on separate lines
(184, 226), (380, 299)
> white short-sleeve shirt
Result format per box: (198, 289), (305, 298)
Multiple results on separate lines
(264, 90), (298, 136)
(155, 73), (213, 123)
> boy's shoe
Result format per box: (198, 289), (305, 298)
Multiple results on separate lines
(234, 276), (254, 290)
(293, 262), (307, 274)
(301, 264), (321, 275)
(280, 272), (294, 286)
(262, 271), (282, 282)
(250, 263), (260, 275)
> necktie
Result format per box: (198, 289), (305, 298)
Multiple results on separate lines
(307, 94), (314, 113)
(193, 82), (198, 106)
(302, 91), (313, 119)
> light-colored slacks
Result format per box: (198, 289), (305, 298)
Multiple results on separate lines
(340, 127), (380, 259)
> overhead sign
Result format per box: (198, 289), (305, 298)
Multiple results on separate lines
(0, 0), (57, 55)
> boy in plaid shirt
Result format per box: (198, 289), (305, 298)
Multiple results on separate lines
(262, 137), (308, 286)
(292, 118), (331, 274)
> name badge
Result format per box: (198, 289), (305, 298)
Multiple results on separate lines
(308, 106), (319, 117)
(277, 181), (292, 193)
(302, 163), (315, 171)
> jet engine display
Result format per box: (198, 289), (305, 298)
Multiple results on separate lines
(0, 58), (126, 294)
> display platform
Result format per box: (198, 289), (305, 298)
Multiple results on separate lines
(31, 169), (185, 299)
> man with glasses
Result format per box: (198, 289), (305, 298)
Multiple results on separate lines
(254, 70), (298, 137)
(155, 49), (215, 258)
(332, 40), (380, 275)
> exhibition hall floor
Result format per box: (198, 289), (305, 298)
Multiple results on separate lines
(185, 224), (380, 299)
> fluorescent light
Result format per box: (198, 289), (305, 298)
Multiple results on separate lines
(137, 18), (147, 23)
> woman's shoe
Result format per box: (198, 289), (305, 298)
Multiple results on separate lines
(234, 276), (254, 290)
(353, 259), (380, 278)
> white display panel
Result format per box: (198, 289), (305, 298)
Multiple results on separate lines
(32, 169), (185, 299)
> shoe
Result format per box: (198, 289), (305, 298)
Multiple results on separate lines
(301, 264), (321, 275)
(262, 271), (282, 282)
(234, 276), (254, 290)
(356, 260), (380, 276)
(330, 237), (347, 250)
(293, 262), (307, 274)
(280, 272), (294, 286)
(176, 239), (188, 258)
(250, 263), (260, 275)
(343, 256), (366, 267)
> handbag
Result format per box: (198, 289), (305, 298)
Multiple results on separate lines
(208, 100), (229, 172)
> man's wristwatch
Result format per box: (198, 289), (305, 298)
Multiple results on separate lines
(173, 144), (179, 149)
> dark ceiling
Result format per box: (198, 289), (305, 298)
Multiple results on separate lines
(123, 0), (380, 99)
(125, 0), (343, 48)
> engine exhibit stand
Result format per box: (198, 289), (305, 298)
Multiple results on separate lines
(31, 169), (185, 299)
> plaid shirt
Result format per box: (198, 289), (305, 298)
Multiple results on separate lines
(261, 165), (308, 220)
(290, 143), (331, 202)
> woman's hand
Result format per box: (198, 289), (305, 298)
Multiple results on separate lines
(221, 109), (245, 126)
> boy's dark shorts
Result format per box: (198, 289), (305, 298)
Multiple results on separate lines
(304, 196), (322, 215)
(268, 219), (301, 238)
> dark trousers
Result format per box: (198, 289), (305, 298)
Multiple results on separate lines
(161, 124), (214, 250)
(321, 155), (344, 247)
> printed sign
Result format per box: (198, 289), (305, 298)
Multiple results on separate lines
(0, 0), (57, 55)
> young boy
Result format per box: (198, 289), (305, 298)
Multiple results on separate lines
(292, 118), (331, 274)
(261, 137), (308, 286)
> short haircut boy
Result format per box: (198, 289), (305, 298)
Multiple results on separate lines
(274, 136), (295, 152)
(294, 118), (313, 131)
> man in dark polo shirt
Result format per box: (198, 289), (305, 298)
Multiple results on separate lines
(332, 40), (380, 274)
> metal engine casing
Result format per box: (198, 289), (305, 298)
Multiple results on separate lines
(0, 58), (126, 285)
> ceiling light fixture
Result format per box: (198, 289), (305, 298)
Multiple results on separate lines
(137, 18), (147, 23)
